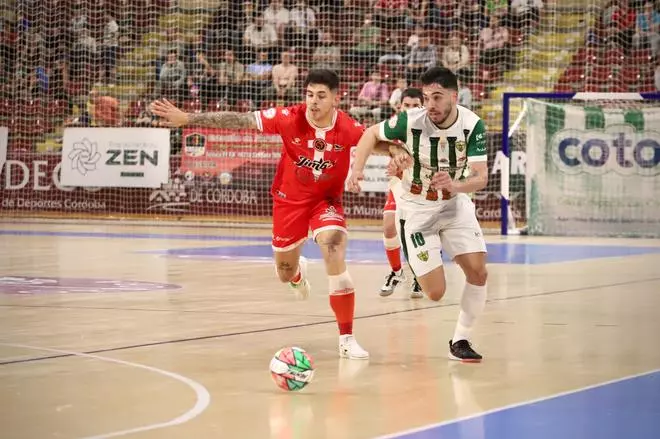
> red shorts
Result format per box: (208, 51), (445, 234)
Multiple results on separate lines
(272, 199), (347, 251)
(383, 190), (397, 214)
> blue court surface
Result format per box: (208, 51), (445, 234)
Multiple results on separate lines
(144, 240), (660, 264)
(2, 229), (660, 264)
(382, 370), (660, 439)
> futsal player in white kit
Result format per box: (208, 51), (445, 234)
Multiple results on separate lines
(347, 66), (489, 362)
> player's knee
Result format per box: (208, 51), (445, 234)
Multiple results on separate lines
(426, 286), (446, 301)
(383, 220), (397, 239)
(418, 276), (446, 301)
(316, 231), (346, 258)
(466, 266), (488, 286)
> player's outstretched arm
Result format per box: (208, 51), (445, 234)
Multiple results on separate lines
(150, 98), (257, 130)
(346, 124), (380, 193)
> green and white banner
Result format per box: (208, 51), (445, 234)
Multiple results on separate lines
(525, 99), (660, 237)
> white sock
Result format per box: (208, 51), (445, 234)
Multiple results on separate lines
(452, 283), (487, 343)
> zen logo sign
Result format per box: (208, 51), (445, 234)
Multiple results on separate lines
(62, 128), (170, 188)
(105, 146), (160, 175)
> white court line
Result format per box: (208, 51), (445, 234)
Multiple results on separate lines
(0, 342), (211, 439)
(375, 367), (660, 439)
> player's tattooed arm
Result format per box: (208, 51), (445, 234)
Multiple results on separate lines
(187, 112), (258, 129)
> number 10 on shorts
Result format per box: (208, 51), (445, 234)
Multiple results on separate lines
(410, 232), (425, 248)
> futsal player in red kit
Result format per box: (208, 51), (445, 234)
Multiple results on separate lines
(151, 69), (392, 359)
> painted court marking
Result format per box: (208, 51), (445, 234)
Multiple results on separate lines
(0, 342), (211, 439)
(375, 368), (660, 439)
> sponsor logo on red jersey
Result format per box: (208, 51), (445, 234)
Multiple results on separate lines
(295, 156), (334, 172)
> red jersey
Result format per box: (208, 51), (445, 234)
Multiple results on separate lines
(253, 104), (364, 204)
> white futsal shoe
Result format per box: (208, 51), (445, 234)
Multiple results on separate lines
(379, 269), (406, 296)
(339, 334), (370, 360)
(410, 278), (424, 299)
(289, 256), (311, 300)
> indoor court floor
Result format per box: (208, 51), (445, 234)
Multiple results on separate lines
(1, 220), (659, 439)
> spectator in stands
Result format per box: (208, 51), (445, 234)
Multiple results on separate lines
(485, 0), (508, 22)
(288, 0), (318, 48)
(441, 34), (472, 80)
(206, 0), (247, 56)
(263, 0), (290, 41)
(70, 1), (88, 36)
(243, 14), (278, 63)
(244, 50), (273, 105)
(264, 50), (299, 105)
(348, 13), (382, 67)
(406, 0), (425, 28)
(388, 78), (407, 114)
(634, 1), (660, 54)
(155, 48), (187, 104)
(99, 13), (119, 86)
(157, 29), (187, 78)
(88, 88), (120, 127)
(312, 31), (341, 72)
(607, 0), (636, 50)
(0, 22), (16, 81)
(373, 0), (408, 32)
(479, 16), (509, 69)
(203, 49), (245, 105)
(407, 24), (422, 50)
(510, 0), (543, 36)
(184, 33), (214, 91)
(655, 59), (660, 90)
(406, 34), (436, 83)
(460, 0), (486, 41)
(458, 79), (472, 109)
(428, 0), (460, 33)
(349, 70), (389, 121)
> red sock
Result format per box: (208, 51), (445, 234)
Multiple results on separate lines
(329, 292), (355, 335)
(386, 247), (402, 272)
(290, 269), (301, 284)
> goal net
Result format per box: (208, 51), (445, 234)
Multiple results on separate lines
(504, 93), (660, 238)
(0, 0), (651, 231)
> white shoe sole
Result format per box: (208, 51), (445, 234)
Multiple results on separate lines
(448, 352), (482, 363)
(339, 349), (370, 360)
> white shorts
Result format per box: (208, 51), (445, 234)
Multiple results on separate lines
(395, 194), (487, 277)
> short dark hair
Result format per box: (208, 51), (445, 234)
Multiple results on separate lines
(419, 67), (458, 91)
(401, 87), (423, 101)
(304, 69), (340, 92)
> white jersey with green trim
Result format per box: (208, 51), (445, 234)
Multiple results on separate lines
(377, 105), (487, 207)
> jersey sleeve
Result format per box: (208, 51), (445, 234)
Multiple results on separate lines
(466, 119), (487, 163)
(377, 111), (408, 142)
(252, 107), (288, 134)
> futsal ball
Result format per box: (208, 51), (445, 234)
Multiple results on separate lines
(269, 347), (315, 391)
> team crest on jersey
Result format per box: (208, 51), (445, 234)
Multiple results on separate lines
(388, 115), (398, 129)
(312, 138), (327, 152)
(456, 141), (466, 152)
(263, 108), (276, 119)
(417, 250), (429, 262)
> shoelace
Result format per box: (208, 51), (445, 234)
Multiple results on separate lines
(384, 272), (396, 286)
